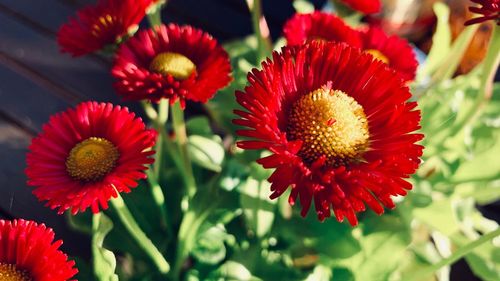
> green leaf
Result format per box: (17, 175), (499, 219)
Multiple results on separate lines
(293, 0), (315, 13)
(188, 135), (225, 172)
(339, 214), (411, 281)
(92, 213), (119, 281)
(192, 225), (228, 265)
(413, 198), (460, 236)
(67, 211), (92, 234)
(239, 178), (277, 237)
(417, 2), (451, 80)
(209, 261), (261, 281)
(304, 265), (332, 281)
(186, 116), (213, 137)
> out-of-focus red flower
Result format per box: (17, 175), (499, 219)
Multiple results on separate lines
(465, 0), (500, 25)
(0, 219), (78, 281)
(283, 12), (362, 47)
(26, 102), (157, 214)
(340, 0), (382, 14)
(58, 0), (153, 56)
(112, 24), (232, 108)
(359, 26), (418, 82)
(234, 42), (423, 226)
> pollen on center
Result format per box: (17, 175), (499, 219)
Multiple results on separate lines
(287, 87), (370, 166)
(149, 52), (196, 80)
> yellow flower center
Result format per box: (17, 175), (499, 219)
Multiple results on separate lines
(0, 263), (32, 281)
(66, 137), (119, 182)
(149, 52), (196, 80)
(365, 49), (390, 64)
(287, 88), (369, 166)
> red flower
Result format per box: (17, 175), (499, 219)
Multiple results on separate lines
(340, 0), (381, 14)
(465, 0), (500, 25)
(0, 219), (77, 281)
(283, 12), (362, 47)
(234, 42), (423, 226)
(112, 24), (232, 108)
(58, 0), (153, 56)
(359, 26), (418, 82)
(26, 102), (157, 214)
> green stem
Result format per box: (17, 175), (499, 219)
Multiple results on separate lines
(141, 101), (158, 120)
(246, 0), (271, 63)
(110, 194), (170, 274)
(171, 102), (197, 198)
(147, 2), (163, 27)
(145, 169), (170, 232)
(449, 25), (500, 135)
(402, 228), (500, 281)
(153, 99), (169, 179)
(431, 24), (479, 83)
(171, 188), (222, 279)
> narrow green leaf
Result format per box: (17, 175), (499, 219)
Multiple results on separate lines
(92, 213), (119, 281)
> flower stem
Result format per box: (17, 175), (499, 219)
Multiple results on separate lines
(452, 25), (500, 134)
(110, 194), (170, 274)
(171, 102), (197, 198)
(153, 99), (169, 179)
(145, 169), (170, 232)
(402, 228), (500, 281)
(147, 1), (164, 27)
(246, 0), (271, 63)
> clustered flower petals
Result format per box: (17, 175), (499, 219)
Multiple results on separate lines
(465, 0), (500, 25)
(283, 12), (362, 47)
(112, 23), (232, 107)
(283, 11), (418, 82)
(58, 0), (153, 56)
(359, 26), (418, 82)
(26, 101), (157, 214)
(0, 219), (77, 281)
(234, 42), (423, 225)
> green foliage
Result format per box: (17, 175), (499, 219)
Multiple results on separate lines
(66, 2), (500, 281)
(92, 213), (119, 281)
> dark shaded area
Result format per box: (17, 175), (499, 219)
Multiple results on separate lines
(163, 0), (327, 41)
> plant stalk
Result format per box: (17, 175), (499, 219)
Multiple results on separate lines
(110, 194), (170, 274)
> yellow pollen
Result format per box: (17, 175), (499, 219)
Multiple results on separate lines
(0, 263), (32, 281)
(149, 52), (196, 80)
(91, 14), (115, 37)
(365, 49), (390, 64)
(287, 88), (370, 166)
(66, 137), (119, 182)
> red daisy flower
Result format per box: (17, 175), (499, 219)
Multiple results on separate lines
(465, 0), (500, 25)
(58, 0), (153, 57)
(233, 42), (423, 226)
(26, 102), (157, 215)
(339, 0), (381, 14)
(112, 24), (232, 108)
(0, 219), (77, 281)
(283, 12), (362, 47)
(359, 26), (418, 82)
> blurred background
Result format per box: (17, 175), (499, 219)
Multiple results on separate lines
(0, 0), (497, 280)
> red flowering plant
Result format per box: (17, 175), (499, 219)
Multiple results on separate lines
(4, 0), (499, 280)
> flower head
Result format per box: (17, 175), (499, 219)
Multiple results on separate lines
(465, 0), (500, 25)
(234, 42), (423, 225)
(58, 0), (153, 56)
(359, 26), (418, 82)
(0, 219), (77, 281)
(112, 24), (232, 108)
(339, 0), (382, 14)
(26, 102), (157, 214)
(283, 12), (362, 47)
